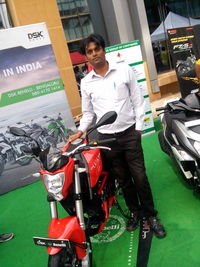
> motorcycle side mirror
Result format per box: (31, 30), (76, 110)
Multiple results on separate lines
(43, 116), (48, 118)
(87, 111), (117, 137)
(9, 127), (27, 137)
(96, 111), (117, 128)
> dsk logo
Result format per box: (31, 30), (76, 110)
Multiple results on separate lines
(28, 31), (44, 40)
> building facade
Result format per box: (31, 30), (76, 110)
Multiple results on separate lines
(2, 0), (200, 115)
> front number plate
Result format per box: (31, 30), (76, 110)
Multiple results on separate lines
(33, 236), (70, 248)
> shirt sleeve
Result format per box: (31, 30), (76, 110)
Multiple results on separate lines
(78, 80), (95, 133)
(127, 66), (145, 131)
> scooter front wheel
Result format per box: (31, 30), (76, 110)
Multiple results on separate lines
(48, 237), (92, 267)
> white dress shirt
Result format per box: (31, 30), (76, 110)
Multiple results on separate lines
(78, 60), (145, 134)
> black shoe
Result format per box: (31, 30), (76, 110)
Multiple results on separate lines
(149, 217), (166, 238)
(126, 212), (139, 232)
(0, 233), (14, 243)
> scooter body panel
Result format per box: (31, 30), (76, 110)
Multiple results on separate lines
(158, 95), (200, 188)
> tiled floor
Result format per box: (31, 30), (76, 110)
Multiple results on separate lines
(150, 91), (181, 118)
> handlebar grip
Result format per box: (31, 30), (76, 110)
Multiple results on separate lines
(96, 138), (116, 145)
(156, 107), (167, 111)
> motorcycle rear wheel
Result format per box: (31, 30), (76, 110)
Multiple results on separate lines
(48, 236), (92, 267)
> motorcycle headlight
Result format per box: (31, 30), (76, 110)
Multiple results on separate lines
(43, 172), (65, 201)
(194, 141), (200, 156)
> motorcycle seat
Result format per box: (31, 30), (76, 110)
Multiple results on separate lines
(182, 93), (200, 109)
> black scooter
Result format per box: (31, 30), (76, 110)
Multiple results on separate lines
(156, 92), (200, 193)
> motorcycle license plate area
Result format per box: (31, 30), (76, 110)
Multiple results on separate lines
(33, 237), (71, 248)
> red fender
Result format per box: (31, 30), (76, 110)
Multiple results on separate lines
(47, 216), (86, 259)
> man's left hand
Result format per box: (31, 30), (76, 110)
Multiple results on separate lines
(136, 130), (142, 135)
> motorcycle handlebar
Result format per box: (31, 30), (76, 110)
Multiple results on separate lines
(64, 138), (116, 156)
(155, 107), (168, 112)
(88, 138), (116, 146)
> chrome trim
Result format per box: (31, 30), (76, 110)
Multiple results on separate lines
(171, 146), (193, 179)
(50, 201), (58, 219)
(74, 164), (85, 230)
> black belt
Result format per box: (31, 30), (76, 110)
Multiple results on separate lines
(98, 124), (135, 137)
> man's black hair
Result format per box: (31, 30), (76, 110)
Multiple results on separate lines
(79, 33), (105, 55)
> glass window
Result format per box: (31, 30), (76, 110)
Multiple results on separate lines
(0, 1), (12, 29)
(62, 17), (82, 40)
(165, 0), (188, 17)
(144, 0), (200, 73)
(57, 0), (89, 16)
(79, 15), (93, 37)
(57, 0), (77, 16)
(76, 0), (89, 13)
(57, 0), (94, 48)
(188, 0), (200, 17)
(68, 40), (82, 52)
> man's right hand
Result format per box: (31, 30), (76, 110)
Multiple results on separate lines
(68, 130), (83, 143)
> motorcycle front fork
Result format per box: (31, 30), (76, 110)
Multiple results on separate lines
(48, 162), (86, 231)
(74, 163), (86, 230)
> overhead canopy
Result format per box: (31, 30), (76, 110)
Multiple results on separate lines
(151, 11), (200, 42)
(70, 51), (86, 65)
(189, 17), (200, 26)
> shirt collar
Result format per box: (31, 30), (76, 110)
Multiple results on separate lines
(90, 60), (117, 79)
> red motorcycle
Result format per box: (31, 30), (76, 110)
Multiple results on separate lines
(10, 111), (121, 267)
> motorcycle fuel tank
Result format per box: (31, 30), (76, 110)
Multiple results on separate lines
(82, 149), (103, 187)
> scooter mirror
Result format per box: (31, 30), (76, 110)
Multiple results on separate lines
(9, 126), (26, 137)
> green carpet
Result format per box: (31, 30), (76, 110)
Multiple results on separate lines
(1, 121), (200, 267)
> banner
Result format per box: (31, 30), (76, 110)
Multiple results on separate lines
(0, 23), (76, 194)
(106, 41), (155, 135)
(168, 26), (200, 98)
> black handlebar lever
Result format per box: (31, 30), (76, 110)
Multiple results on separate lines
(155, 107), (168, 112)
(89, 138), (116, 146)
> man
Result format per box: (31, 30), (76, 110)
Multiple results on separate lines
(0, 233), (14, 243)
(69, 33), (166, 238)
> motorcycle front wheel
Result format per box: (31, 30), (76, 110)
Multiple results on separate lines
(48, 236), (92, 267)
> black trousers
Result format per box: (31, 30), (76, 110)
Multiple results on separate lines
(98, 125), (157, 218)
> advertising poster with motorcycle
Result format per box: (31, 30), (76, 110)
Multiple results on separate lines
(167, 25), (200, 98)
(105, 41), (155, 135)
(0, 23), (76, 194)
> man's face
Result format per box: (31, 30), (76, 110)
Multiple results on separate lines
(85, 42), (106, 68)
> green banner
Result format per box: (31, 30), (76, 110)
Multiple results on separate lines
(0, 78), (64, 107)
(106, 40), (140, 53)
(138, 78), (147, 83)
(129, 61), (144, 67)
